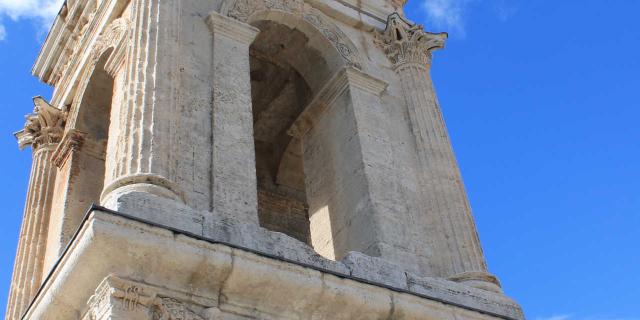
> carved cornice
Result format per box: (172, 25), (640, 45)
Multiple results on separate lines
(15, 97), (67, 150)
(36, 0), (99, 86)
(220, 0), (362, 68)
(375, 13), (447, 68)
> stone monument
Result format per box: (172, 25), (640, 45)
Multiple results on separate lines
(6, 0), (523, 319)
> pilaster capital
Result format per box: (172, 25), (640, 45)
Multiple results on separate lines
(15, 96), (67, 150)
(288, 67), (387, 138)
(375, 13), (448, 69)
(51, 129), (86, 168)
(206, 10), (260, 45)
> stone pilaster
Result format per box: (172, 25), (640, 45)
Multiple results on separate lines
(7, 97), (65, 320)
(101, 0), (186, 210)
(377, 13), (501, 292)
(206, 11), (261, 224)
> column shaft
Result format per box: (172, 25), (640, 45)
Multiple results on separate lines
(6, 145), (57, 320)
(377, 13), (502, 291)
(397, 63), (487, 275)
(102, 0), (184, 206)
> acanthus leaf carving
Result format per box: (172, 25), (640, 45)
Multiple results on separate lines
(15, 96), (67, 150)
(375, 12), (447, 68)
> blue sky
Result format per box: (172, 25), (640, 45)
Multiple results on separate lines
(0, 0), (638, 319)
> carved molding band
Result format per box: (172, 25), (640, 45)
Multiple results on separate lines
(375, 13), (447, 68)
(90, 17), (131, 76)
(220, 0), (362, 68)
(15, 97), (67, 150)
(85, 276), (207, 320)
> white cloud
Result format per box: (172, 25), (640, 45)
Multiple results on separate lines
(0, 0), (64, 41)
(420, 0), (519, 37)
(536, 315), (573, 320)
(421, 0), (472, 37)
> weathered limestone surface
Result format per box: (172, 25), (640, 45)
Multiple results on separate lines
(7, 98), (64, 320)
(8, 0), (524, 318)
(376, 13), (500, 290)
(23, 210), (523, 320)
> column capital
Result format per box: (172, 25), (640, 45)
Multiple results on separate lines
(206, 10), (260, 45)
(375, 13), (447, 68)
(15, 96), (66, 150)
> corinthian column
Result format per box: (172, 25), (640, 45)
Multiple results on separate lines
(377, 13), (501, 292)
(6, 97), (65, 320)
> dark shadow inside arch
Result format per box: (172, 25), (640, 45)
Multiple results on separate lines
(250, 21), (316, 245)
(69, 51), (115, 229)
(249, 15), (367, 261)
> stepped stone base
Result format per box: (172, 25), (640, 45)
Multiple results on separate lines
(24, 207), (523, 320)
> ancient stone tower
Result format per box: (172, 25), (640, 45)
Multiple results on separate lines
(7, 0), (523, 319)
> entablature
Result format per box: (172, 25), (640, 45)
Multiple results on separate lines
(32, 0), (131, 108)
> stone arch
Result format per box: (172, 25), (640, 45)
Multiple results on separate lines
(90, 17), (130, 78)
(220, 0), (362, 71)
(210, 4), (388, 259)
(68, 17), (130, 130)
(223, 2), (379, 259)
(50, 17), (132, 251)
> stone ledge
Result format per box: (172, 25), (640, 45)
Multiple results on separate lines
(24, 207), (523, 319)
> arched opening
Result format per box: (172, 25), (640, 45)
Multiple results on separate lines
(73, 52), (115, 214)
(244, 12), (374, 261)
(250, 21), (317, 245)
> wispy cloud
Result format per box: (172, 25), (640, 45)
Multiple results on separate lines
(421, 0), (472, 37)
(0, 0), (64, 41)
(420, 0), (519, 37)
(536, 315), (573, 320)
